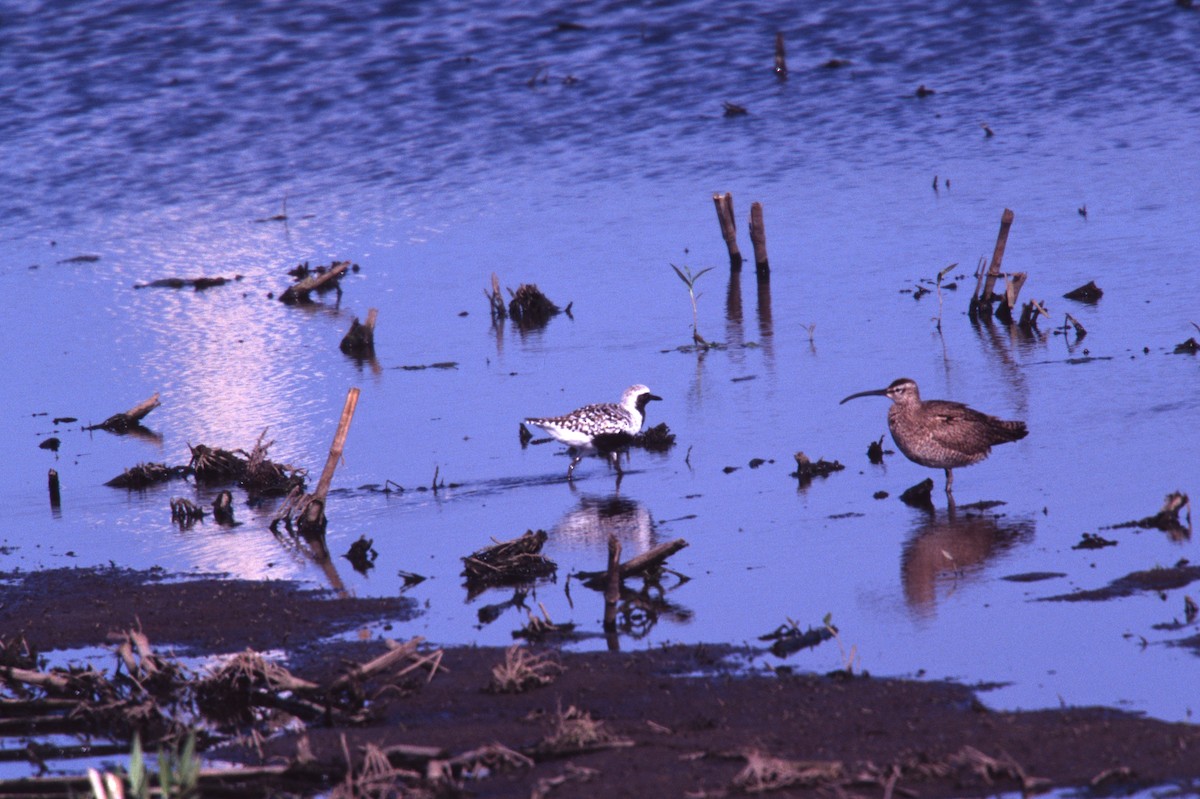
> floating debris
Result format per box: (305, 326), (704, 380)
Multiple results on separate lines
(1063, 280), (1103, 303)
(507, 283), (561, 329)
(38, 437), (60, 452)
(105, 462), (188, 489)
(279, 260), (350, 304)
(134, 275), (239, 290)
(1073, 532), (1117, 550)
(86, 393), (160, 433)
(722, 101), (748, 116)
(790, 452), (844, 482)
(900, 477), (935, 509)
(1174, 337), (1199, 355)
(867, 436), (889, 464)
(759, 619), (835, 658)
(821, 58), (851, 69)
(462, 530), (556, 594)
(914, 84), (936, 98)
(344, 536), (378, 574)
(632, 422), (675, 452)
(1109, 492), (1191, 541)
(396, 361), (459, 371)
(212, 490), (236, 525)
(170, 497), (206, 526)
(57, 254), (100, 264)
(339, 308), (378, 356)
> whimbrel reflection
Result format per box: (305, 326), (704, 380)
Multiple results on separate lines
(551, 494), (656, 552)
(901, 507), (1034, 616)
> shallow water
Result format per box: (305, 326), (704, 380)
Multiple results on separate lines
(2, 0), (1199, 741)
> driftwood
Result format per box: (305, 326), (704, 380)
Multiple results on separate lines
(577, 538), (689, 587)
(1064, 280), (1103, 303)
(88, 393), (160, 433)
(279, 260), (350, 304)
(774, 32), (787, 77)
(48, 468), (61, 508)
(969, 208), (1015, 320)
(462, 530), (557, 595)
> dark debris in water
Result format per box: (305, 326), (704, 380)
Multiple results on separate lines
(759, 620), (835, 658)
(105, 462), (188, 489)
(790, 452), (844, 482)
(38, 437), (60, 452)
(1063, 280), (1103, 303)
(1107, 492), (1191, 541)
(506, 283), (562, 329)
(1001, 572), (1068, 583)
(344, 536), (378, 574)
(867, 436), (891, 464)
(900, 478), (935, 509)
(395, 361), (459, 371)
(1174, 337), (1199, 355)
(1041, 560), (1200, 602)
(462, 530), (556, 596)
(1072, 533), (1117, 550)
(134, 275), (241, 291)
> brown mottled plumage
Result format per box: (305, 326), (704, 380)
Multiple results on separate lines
(840, 377), (1027, 499)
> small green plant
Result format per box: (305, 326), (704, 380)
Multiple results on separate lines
(822, 613), (859, 674)
(120, 731), (201, 799)
(670, 263), (714, 347)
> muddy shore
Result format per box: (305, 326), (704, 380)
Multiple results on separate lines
(3, 566), (1199, 797)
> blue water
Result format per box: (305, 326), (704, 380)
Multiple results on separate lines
(2, 0), (1200, 754)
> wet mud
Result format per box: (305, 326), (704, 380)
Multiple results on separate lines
(4, 565), (1200, 798)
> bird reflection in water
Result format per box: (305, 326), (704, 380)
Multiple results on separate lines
(551, 494), (656, 551)
(900, 506), (1035, 616)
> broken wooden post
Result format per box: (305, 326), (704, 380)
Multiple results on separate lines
(749, 201), (769, 278)
(971, 209), (1015, 318)
(87, 393), (161, 433)
(996, 272), (1028, 324)
(294, 387), (361, 538)
(603, 536), (621, 635)
(774, 32), (787, 78)
(48, 469), (61, 509)
(339, 308), (378, 355)
(212, 490), (235, 525)
(713, 192), (743, 272)
(279, 260), (350, 304)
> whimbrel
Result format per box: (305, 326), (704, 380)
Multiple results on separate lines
(523, 384), (662, 480)
(840, 377), (1027, 500)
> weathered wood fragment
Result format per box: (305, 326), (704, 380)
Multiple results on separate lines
(88, 393), (160, 432)
(340, 308), (379, 355)
(279, 260), (350, 304)
(749, 201), (769, 278)
(713, 192), (743, 271)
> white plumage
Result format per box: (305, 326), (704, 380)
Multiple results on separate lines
(524, 384), (662, 478)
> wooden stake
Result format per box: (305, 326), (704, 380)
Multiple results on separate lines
(774, 33), (787, 78)
(48, 469), (60, 509)
(749, 201), (769, 278)
(713, 192), (743, 272)
(981, 208), (1015, 305)
(603, 536), (622, 634)
(314, 387), (360, 503)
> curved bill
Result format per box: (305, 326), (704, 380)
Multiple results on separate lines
(839, 387), (888, 405)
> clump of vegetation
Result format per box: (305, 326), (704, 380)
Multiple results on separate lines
(488, 645), (563, 693)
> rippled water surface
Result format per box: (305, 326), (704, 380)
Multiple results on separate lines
(2, 0), (1199, 742)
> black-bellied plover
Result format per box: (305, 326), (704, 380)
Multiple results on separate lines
(840, 377), (1027, 502)
(523, 384), (662, 480)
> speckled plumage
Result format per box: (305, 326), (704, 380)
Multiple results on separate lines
(841, 377), (1027, 499)
(524, 384), (661, 478)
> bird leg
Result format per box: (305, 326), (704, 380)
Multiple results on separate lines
(567, 454), (583, 481)
(944, 468), (956, 508)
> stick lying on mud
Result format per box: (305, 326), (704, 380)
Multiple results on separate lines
(87, 393), (160, 432)
(577, 538), (689, 586)
(279, 260), (350, 304)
